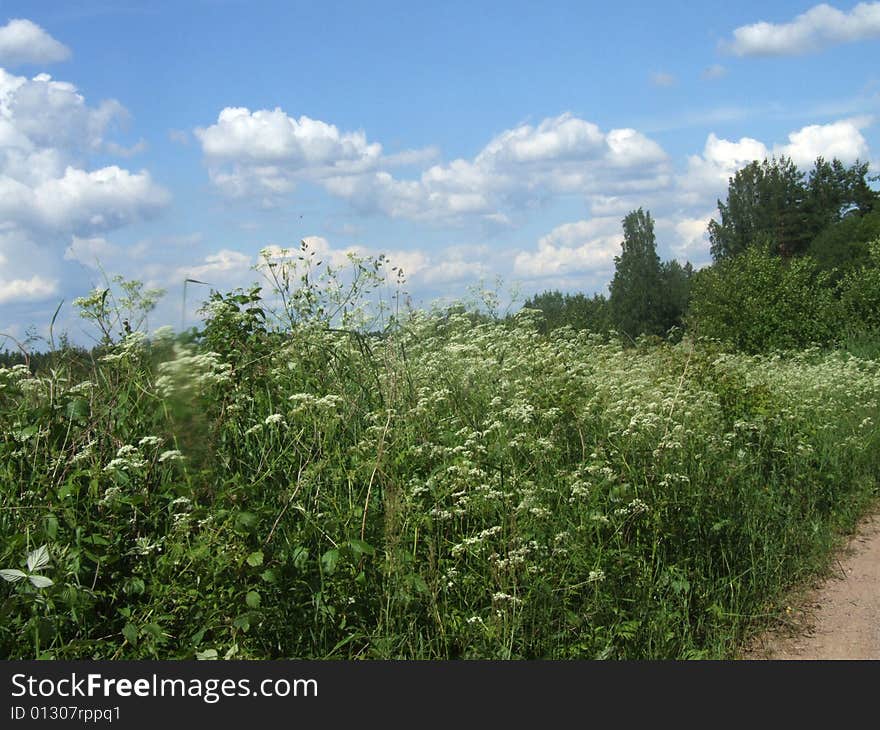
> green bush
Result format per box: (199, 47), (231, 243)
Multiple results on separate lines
(687, 247), (840, 352)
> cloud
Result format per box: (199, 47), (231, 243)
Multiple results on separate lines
(701, 64), (727, 80)
(680, 117), (873, 202)
(104, 138), (148, 157)
(681, 133), (770, 199)
(180, 249), (253, 283)
(651, 71), (677, 87)
(723, 2), (880, 56)
(0, 19), (71, 66)
(195, 107), (383, 198)
(168, 129), (189, 145)
(0, 69), (169, 231)
(513, 217), (621, 278)
(323, 113), (670, 224)
(381, 146), (441, 167)
(0, 165), (169, 234)
(196, 109), (670, 223)
(0, 275), (59, 304)
(63, 235), (120, 269)
(655, 214), (714, 264)
(0, 67), (169, 306)
(773, 116), (871, 166)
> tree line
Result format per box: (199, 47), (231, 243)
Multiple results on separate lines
(524, 155), (880, 353)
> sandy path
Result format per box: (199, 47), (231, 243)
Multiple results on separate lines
(744, 512), (880, 660)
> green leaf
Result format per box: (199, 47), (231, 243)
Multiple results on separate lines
(27, 545), (50, 572)
(246, 551), (264, 567)
(259, 569), (277, 584)
(234, 511), (258, 532)
(245, 590), (261, 609)
(290, 546), (309, 570)
(28, 574), (54, 588)
(195, 649), (218, 660)
(141, 623), (164, 641)
(0, 569), (27, 582)
(122, 623), (138, 646)
(320, 548), (340, 575)
(124, 578), (146, 595)
(16, 425), (38, 441)
(66, 398), (89, 422)
(347, 538), (375, 556)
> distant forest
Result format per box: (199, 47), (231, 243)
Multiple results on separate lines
(524, 155), (880, 353)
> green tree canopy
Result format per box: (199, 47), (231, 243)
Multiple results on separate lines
(610, 208), (664, 339)
(522, 290), (611, 334)
(709, 156), (879, 264)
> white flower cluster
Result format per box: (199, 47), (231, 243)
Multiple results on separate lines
(156, 345), (232, 397)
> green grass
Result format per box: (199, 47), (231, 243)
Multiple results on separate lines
(1, 284), (879, 660)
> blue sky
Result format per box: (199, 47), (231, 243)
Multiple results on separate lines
(0, 0), (878, 344)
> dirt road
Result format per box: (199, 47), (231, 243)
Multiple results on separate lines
(744, 512), (880, 660)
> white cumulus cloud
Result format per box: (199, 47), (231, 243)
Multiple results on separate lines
(195, 107), (383, 198)
(681, 118), (873, 202)
(513, 218), (621, 278)
(772, 116), (871, 166)
(0, 67), (169, 306)
(724, 2), (880, 56)
(196, 109), (670, 223)
(0, 19), (71, 66)
(0, 274), (58, 304)
(322, 113), (670, 224)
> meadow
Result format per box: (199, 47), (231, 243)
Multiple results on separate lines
(1, 249), (879, 660)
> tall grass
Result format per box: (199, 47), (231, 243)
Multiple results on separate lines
(1, 260), (878, 659)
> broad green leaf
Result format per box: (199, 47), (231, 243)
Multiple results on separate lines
(142, 623), (164, 640)
(122, 623), (138, 646)
(320, 548), (339, 574)
(245, 590), (261, 609)
(57, 484), (74, 500)
(347, 538), (375, 556)
(0, 569), (27, 582)
(28, 574), (54, 588)
(259, 569), (277, 584)
(246, 551), (264, 567)
(27, 545), (50, 572)
(235, 511), (258, 531)
(124, 578), (146, 595)
(409, 574), (429, 594)
(195, 649), (218, 660)
(16, 425), (38, 441)
(291, 546), (309, 570)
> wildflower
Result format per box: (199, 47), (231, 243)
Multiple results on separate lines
(158, 449), (184, 463)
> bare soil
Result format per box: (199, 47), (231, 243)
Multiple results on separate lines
(742, 511), (880, 660)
